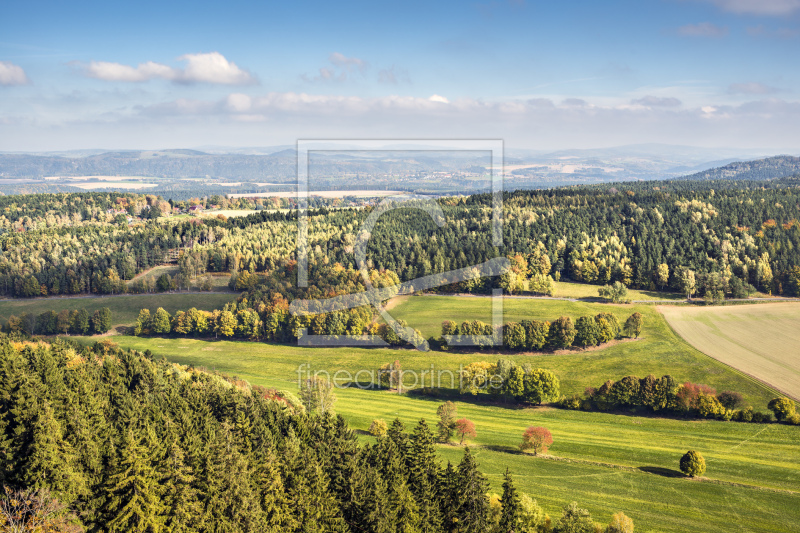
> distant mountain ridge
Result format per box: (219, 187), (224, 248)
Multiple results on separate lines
(677, 155), (800, 181)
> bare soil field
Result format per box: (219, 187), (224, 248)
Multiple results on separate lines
(659, 303), (800, 400)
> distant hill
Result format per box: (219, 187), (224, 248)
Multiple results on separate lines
(677, 155), (800, 181)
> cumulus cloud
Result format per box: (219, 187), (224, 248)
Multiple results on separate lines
(631, 95), (682, 107)
(0, 61), (30, 86)
(81, 52), (256, 84)
(677, 22), (729, 37)
(703, 0), (800, 15)
(429, 94), (449, 103)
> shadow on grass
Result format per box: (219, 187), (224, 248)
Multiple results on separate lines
(483, 444), (525, 455)
(638, 466), (685, 478)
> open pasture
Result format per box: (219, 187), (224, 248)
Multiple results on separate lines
(660, 303), (800, 401)
(95, 333), (800, 533)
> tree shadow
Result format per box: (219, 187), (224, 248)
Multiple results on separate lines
(638, 466), (685, 478)
(484, 444), (525, 455)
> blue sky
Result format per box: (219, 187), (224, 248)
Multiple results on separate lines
(1, 0), (799, 151)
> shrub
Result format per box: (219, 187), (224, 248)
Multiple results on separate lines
(786, 413), (800, 425)
(679, 450), (706, 477)
(368, 419), (388, 437)
(606, 512), (635, 533)
(767, 397), (797, 421)
(736, 406), (754, 422)
(559, 395), (582, 410)
(520, 426), (553, 456)
(717, 391), (744, 410)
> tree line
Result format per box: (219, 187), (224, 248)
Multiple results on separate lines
(3, 307), (112, 336)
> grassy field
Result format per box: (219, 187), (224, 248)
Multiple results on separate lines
(0, 292), (235, 329)
(127, 266), (232, 291)
(660, 303), (800, 401)
(89, 333), (800, 533)
(552, 281), (683, 301)
(383, 295), (778, 407)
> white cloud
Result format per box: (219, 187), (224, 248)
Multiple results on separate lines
(728, 82), (780, 94)
(704, 0), (800, 15)
(677, 23), (729, 37)
(0, 61), (29, 86)
(328, 52), (367, 73)
(303, 53), (368, 83)
(631, 95), (683, 107)
(429, 94), (449, 103)
(82, 52), (256, 85)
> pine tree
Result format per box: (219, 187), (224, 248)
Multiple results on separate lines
(101, 427), (164, 533)
(408, 420), (443, 532)
(499, 468), (520, 532)
(20, 402), (87, 504)
(456, 447), (491, 533)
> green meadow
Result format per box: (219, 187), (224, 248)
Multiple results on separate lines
(54, 292), (800, 532)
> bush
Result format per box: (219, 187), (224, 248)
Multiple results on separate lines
(679, 450), (706, 477)
(559, 394), (582, 410)
(717, 391), (744, 409)
(786, 413), (800, 425)
(767, 397), (797, 421)
(368, 419), (388, 437)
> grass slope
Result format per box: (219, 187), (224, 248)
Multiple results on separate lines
(388, 295), (778, 407)
(88, 335), (800, 533)
(660, 303), (800, 400)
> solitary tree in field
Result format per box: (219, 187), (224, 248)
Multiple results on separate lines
(455, 418), (476, 445)
(679, 450), (706, 477)
(623, 312), (643, 338)
(519, 426), (553, 456)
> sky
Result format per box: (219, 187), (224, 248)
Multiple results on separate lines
(1, 0), (799, 152)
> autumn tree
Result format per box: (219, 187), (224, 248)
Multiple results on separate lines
(519, 426), (553, 456)
(455, 418), (476, 445)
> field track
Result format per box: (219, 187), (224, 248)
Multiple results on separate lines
(659, 303), (800, 400)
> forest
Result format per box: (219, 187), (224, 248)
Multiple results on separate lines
(2, 178), (800, 301)
(0, 335), (633, 532)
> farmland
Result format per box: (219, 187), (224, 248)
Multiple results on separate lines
(660, 303), (800, 400)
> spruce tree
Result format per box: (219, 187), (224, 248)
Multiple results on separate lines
(456, 447), (491, 533)
(499, 468), (520, 533)
(101, 427), (164, 533)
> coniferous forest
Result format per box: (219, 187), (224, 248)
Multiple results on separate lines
(0, 335), (628, 532)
